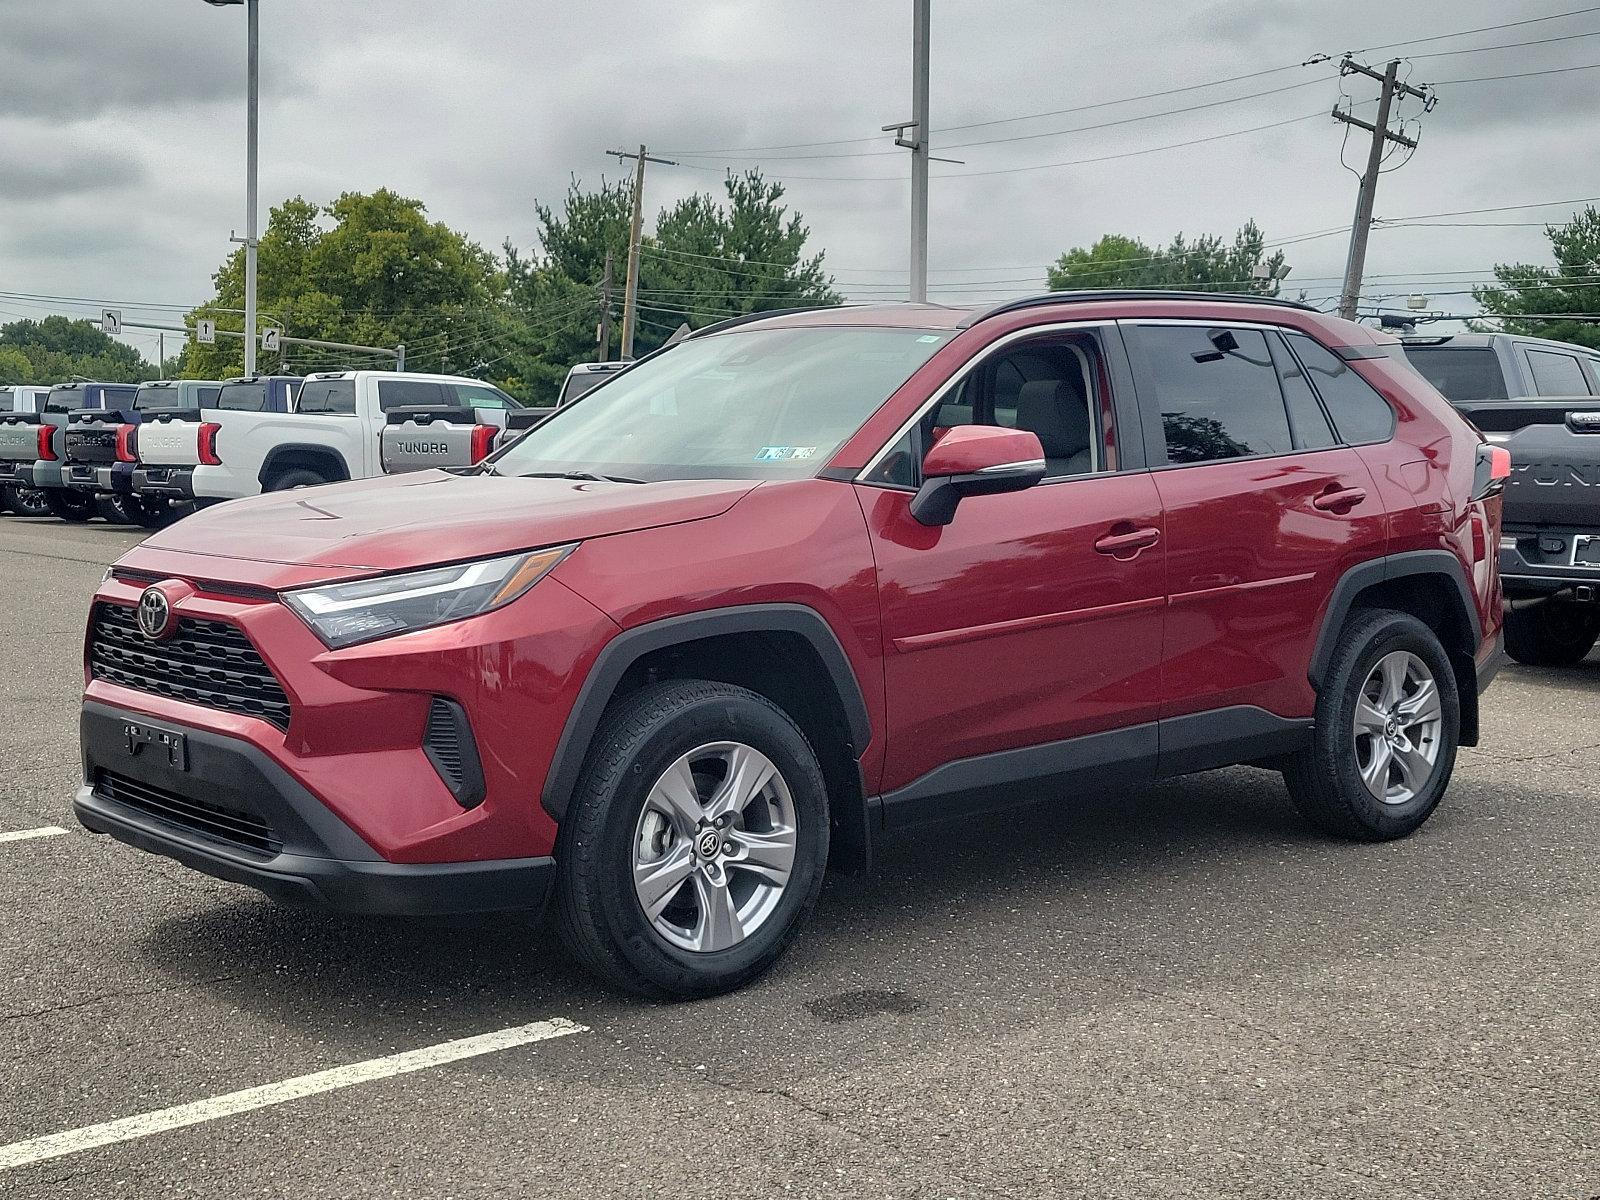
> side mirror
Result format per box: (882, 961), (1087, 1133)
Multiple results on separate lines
(909, 425), (1046, 526)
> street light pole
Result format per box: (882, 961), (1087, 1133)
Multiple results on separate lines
(205, 0), (259, 376)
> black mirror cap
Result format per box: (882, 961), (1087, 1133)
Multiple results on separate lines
(908, 459), (1046, 526)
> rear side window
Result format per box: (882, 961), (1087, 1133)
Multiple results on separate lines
(135, 386), (183, 411)
(44, 389), (90, 413)
(1268, 334), (1337, 450)
(1525, 349), (1592, 397)
(197, 386), (222, 407)
(216, 382), (267, 411)
(1286, 333), (1396, 444)
(378, 380), (448, 410)
(1401, 346), (1507, 403)
(298, 379), (356, 414)
(1131, 325), (1293, 464)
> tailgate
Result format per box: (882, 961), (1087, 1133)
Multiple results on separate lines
(380, 406), (502, 474)
(64, 411), (130, 464)
(0, 414), (41, 462)
(138, 417), (201, 466)
(1501, 409), (1600, 528)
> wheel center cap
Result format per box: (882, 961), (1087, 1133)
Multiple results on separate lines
(696, 829), (722, 859)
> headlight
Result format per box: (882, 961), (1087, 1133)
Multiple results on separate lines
(283, 545), (575, 649)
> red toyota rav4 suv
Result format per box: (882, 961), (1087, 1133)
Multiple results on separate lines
(75, 293), (1506, 997)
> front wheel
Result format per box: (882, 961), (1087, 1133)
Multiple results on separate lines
(1504, 601), (1599, 667)
(1283, 608), (1459, 841)
(265, 468), (330, 492)
(43, 488), (96, 523)
(555, 680), (830, 999)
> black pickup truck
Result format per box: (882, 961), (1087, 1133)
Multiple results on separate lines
(1404, 333), (1600, 665)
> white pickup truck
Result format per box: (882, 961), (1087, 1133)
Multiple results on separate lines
(133, 370), (521, 504)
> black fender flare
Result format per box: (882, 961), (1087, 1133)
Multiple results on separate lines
(539, 603), (873, 822)
(257, 445), (352, 489)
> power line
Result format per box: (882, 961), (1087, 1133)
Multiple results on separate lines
(1408, 25), (1600, 59)
(1432, 59), (1600, 84)
(1353, 4), (1600, 53)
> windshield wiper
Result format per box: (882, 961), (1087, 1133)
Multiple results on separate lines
(516, 470), (648, 485)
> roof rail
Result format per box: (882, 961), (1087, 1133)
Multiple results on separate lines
(960, 289), (1319, 327)
(684, 304), (848, 339)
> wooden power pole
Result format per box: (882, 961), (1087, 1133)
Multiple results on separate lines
(1333, 57), (1433, 322)
(597, 251), (614, 363)
(607, 144), (675, 359)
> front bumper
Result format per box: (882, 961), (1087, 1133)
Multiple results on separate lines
(74, 700), (554, 916)
(133, 465), (195, 500)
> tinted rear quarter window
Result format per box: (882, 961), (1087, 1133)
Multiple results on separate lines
(1287, 333), (1396, 444)
(378, 380), (448, 410)
(1133, 325), (1293, 464)
(197, 386), (222, 406)
(216, 382), (267, 411)
(1401, 346), (1507, 403)
(297, 380), (356, 414)
(44, 389), (90, 413)
(1524, 349), (1592, 396)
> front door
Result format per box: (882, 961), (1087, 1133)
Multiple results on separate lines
(857, 326), (1168, 822)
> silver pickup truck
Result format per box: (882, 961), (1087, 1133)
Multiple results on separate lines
(379, 403), (546, 474)
(0, 386), (52, 517)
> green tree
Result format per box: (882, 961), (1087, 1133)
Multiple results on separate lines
(182, 189), (506, 381)
(0, 346), (34, 384)
(503, 170), (840, 404)
(1048, 221), (1287, 295)
(0, 316), (153, 383)
(1473, 207), (1600, 349)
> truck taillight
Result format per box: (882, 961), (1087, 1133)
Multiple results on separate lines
(115, 425), (138, 463)
(198, 422), (222, 466)
(470, 424), (496, 463)
(37, 426), (57, 461)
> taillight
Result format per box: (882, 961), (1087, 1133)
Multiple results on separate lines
(470, 423), (496, 463)
(37, 426), (57, 461)
(1472, 443), (1512, 500)
(115, 425), (138, 464)
(198, 422), (222, 466)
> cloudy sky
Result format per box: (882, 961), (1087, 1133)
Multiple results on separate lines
(3, 0), (1598, 361)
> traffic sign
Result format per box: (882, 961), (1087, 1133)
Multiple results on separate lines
(196, 319), (216, 345)
(101, 309), (121, 336)
(261, 327), (281, 352)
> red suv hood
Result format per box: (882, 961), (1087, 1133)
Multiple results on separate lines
(136, 471), (757, 576)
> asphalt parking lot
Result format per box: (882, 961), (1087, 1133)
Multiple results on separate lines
(1, 516), (1597, 1199)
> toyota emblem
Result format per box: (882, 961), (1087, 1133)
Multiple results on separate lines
(137, 586), (175, 640)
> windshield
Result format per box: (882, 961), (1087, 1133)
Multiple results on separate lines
(1402, 346), (1508, 403)
(135, 385), (185, 411)
(491, 326), (956, 481)
(44, 388), (91, 413)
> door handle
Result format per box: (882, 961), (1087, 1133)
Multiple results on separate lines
(1094, 526), (1161, 556)
(1312, 486), (1367, 512)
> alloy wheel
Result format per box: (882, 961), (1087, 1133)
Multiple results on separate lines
(1352, 650), (1443, 805)
(631, 741), (798, 953)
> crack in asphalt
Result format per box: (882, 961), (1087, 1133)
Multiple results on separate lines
(1, 974), (247, 1022)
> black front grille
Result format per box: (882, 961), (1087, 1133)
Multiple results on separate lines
(96, 770), (281, 855)
(89, 603), (293, 730)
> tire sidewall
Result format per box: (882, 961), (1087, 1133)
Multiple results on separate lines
(577, 689), (829, 996)
(1322, 614), (1459, 837)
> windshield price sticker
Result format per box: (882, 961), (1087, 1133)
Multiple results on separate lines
(755, 446), (817, 462)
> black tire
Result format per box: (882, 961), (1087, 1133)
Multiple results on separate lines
(43, 488), (96, 522)
(96, 494), (169, 528)
(265, 468), (330, 492)
(95, 494), (137, 525)
(1282, 608), (1459, 841)
(1504, 602), (1600, 667)
(555, 679), (830, 999)
(3, 486), (50, 518)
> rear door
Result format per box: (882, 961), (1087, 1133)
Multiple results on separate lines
(857, 323), (1168, 819)
(1122, 321), (1387, 746)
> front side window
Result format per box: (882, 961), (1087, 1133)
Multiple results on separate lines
(491, 326), (955, 482)
(1286, 332), (1396, 444)
(297, 380), (355, 414)
(1132, 325), (1293, 465)
(1525, 349), (1592, 397)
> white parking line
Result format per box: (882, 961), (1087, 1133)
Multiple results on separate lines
(0, 1017), (587, 1171)
(0, 827), (68, 844)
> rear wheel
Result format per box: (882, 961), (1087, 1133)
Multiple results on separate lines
(97, 494), (169, 528)
(266, 468), (330, 492)
(1283, 608), (1459, 841)
(4, 486), (50, 518)
(43, 488), (96, 522)
(1504, 601), (1600, 667)
(556, 680), (830, 999)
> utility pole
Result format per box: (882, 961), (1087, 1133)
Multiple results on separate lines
(158, 331), (166, 379)
(883, 1), (948, 303)
(607, 144), (675, 359)
(597, 250), (614, 363)
(1333, 57), (1432, 322)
